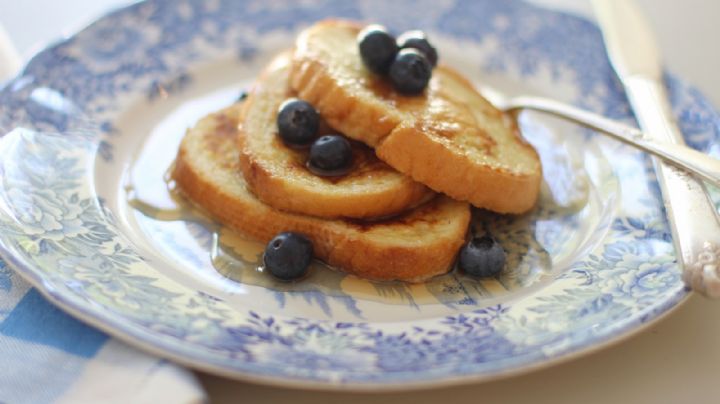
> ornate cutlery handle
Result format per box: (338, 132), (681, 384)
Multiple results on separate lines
(625, 77), (720, 297)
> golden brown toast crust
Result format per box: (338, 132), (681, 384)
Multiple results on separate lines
(238, 52), (433, 219)
(290, 20), (542, 214)
(174, 104), (471, 282)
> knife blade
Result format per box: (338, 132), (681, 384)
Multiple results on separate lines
(592, 0), (720, 298)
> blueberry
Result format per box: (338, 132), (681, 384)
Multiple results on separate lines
(358, 25), (399, 74)
(263, 232), (314, 281)
(388, 49), (432, 95)
(277, 99), (320, 147)
(397, 30), (438, 67)
(308, 135), (353, 176)
(458, 236), (506, 278)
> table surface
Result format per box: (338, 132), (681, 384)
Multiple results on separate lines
(1, 0), (719, 403)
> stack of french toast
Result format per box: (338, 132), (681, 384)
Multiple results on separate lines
(173, 20), (542, 282)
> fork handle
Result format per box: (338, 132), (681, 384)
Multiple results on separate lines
(506, 95), (720, 189)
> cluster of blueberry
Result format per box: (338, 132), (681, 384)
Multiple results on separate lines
(277, 98), (353, 176)
(358, 25), (438, 95)
(261, 98), (351, 280)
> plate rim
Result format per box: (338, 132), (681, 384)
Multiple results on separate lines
(0, 245), (693, 391)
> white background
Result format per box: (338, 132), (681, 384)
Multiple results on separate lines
(1, 0), (719, 402)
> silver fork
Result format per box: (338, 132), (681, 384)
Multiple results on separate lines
(479, 86), (720, 188)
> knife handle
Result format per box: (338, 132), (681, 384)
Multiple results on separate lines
(625, 76), (720, 297)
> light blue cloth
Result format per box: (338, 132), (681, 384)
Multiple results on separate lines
(0, 260), (205, 404)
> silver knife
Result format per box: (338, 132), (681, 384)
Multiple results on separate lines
(592, 0), (720, 298)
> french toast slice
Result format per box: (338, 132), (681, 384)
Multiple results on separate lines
(290, 20), (542, 214)
(238, 51), (433, 219)
(173, 104), (471, 282)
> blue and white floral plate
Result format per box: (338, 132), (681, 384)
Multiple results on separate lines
(1, 0), (719, 390)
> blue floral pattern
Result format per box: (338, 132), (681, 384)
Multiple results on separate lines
(0, 0), (716, 388)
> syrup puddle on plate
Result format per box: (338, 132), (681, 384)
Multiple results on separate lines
(126, 162), (587, 308)
(122, 90), (595, 308)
